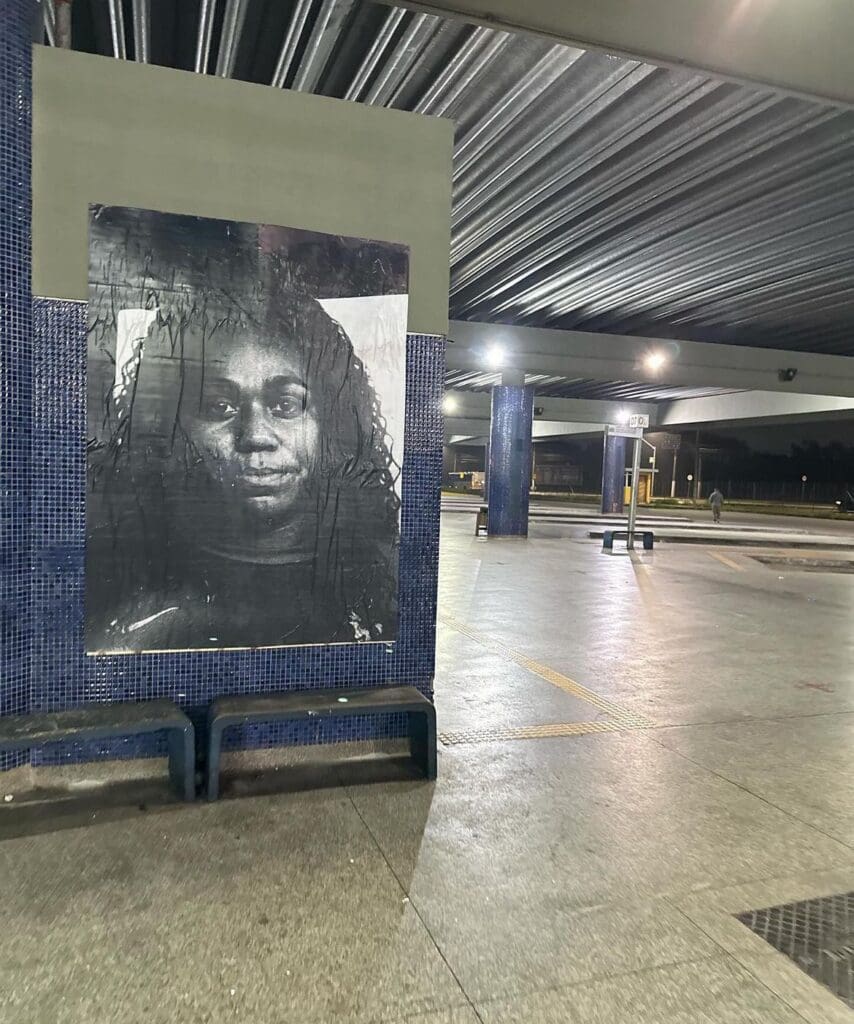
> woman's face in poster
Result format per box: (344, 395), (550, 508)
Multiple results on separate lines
(184, 328), (320, 521)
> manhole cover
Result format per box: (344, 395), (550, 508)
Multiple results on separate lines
(737, 891), (854, 1008)
(752, 555), (854, 574)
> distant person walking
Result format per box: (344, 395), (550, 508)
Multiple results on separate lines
(709, 487), (724, 524)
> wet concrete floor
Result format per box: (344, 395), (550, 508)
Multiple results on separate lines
(3, 512), (854, 1023)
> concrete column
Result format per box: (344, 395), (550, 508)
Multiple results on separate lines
(601, 431), (626, 514)
(487, 385), (534, 536)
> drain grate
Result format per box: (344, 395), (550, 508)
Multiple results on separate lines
(737, 891), (854, 1009)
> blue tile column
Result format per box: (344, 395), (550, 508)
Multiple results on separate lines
(487, 385), (534, 536)
(0, 0), (33, 733)
(601, 431), (626, 515)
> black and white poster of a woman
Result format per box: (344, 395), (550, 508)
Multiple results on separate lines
(85, 206), (407, 654)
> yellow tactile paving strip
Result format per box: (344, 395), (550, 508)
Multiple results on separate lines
(438, 614), (656, 746)
(439, 720), (626, 746)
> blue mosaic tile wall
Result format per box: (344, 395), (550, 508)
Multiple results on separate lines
(0, 1), (32, 760)
(487, 385), (534, 537)
(25, 299), (443, 765)
(1, 3), (444, 770)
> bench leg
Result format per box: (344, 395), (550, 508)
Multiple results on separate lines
(408, 708), (437, 780)
(167, 725), (196, 802)
(206, 720), (225, 801)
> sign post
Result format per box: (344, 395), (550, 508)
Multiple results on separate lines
(623, 415), (649, 550)
(626, 437), (642, 549)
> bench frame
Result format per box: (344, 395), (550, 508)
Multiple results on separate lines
(206, 685), (437, 800)
(603, 529), (655, 551)
(0, 700), (196, 801)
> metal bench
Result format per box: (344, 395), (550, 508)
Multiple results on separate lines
(206, 686), (437, 800)
(603, 529), (655, 551)
(0, 700), (196, 801)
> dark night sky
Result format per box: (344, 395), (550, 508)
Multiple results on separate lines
(713, 418), (854, 454)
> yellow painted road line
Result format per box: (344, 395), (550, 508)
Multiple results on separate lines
(708, 551), (745, 571)
(439, 613), (655, 730)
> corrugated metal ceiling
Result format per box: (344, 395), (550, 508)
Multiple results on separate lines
(444, 371), (741, 402)
(49, 0), (854, 373)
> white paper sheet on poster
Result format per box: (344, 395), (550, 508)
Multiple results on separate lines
(319, 294), (408, 499)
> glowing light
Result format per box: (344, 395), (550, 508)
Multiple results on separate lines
(442, 393), (459, 414)
(644, 351), (668, 372)
(615, 408), (630, 425)
(484, 344), (504, 369)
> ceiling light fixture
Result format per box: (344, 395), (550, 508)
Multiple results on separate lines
(644, 351), (668, 372)
(484, 344), (504, 369)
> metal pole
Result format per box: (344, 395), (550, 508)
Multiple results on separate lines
(670, 449), (678, 498)
(694, 429), (701, 501)
(627, 436), (642, 550)
(650, 442), (657, 500)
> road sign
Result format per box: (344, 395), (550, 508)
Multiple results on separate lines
(607, 424), (643, 439)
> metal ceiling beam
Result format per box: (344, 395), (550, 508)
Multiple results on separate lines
(428, 29), (511, 117)
(131, 0), (150, 63)
(659, 392), (854, 429)
(413, 25), (491, 113)
(387, 0), (854, 108)
(41, 0), (56, 46)
(107, 0), (127, 59)
(271, 0), (313, 88)
(444, 369), (728, 403)
(29, 0), (854, 357)
(344, 6), (406, 102)
(412, 26), (511, 117)
(447, 321), (854, 399)
(194, 0), (218, 74)
(446, 392), (854, 439)
(451, 123), (852, 323)
(444, 391), (657, 425)
(451, 44), (584, 178)
(364, 12), (438, 106)
(292, 0), (357, 93)
(215, 0), (250, 78)
(446, 419), (604, 443)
